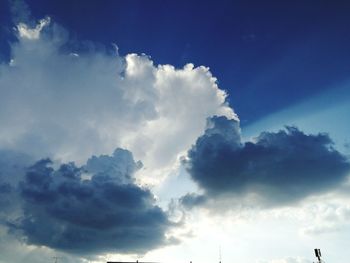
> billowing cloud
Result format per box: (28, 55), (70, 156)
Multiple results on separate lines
(183, 116), (350, 207)
(0, 14), (239, 261)
(4, 9), (349, 263)
(0, 17), (235, 187)
(3, 149), (173, 256)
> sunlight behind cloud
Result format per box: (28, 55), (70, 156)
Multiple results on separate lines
(0, 17), (236, 188)
(17, 17), (50, 40)
(1, 2), (350, 263)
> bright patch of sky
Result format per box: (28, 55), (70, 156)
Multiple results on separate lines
(243, 82), (350, 153)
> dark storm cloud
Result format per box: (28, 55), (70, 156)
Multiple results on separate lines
(183, 116), (350, 206)
(2, 149), (172, 255)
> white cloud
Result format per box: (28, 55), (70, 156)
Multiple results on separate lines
(0, 18), (236, 186)
(6, 15), (350, 263)
(17, 17), (50, 40)
(0, 17), (240, 262)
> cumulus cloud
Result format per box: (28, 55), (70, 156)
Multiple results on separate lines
(0, 13), (239, 261)
(183, 116), (350, 207)
(2, 149), (173, 256)
(0, 17), (235, 187)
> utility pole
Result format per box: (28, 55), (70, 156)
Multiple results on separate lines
(314, 248), (323, 263)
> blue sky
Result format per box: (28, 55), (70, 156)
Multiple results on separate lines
(2, 0), (350, 124)
(1, 1), (350, 263)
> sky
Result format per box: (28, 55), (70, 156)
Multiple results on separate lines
(0, 1), (350, 263)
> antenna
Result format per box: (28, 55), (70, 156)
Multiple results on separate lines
(219, 245), (222, 263)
